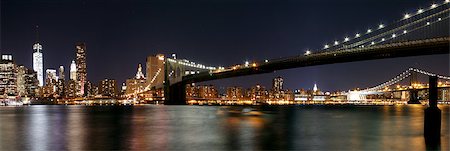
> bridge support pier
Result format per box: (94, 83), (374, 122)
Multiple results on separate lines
(164, 82), (187, 105)
(424, 76), (441, 150)
(407, 89), (421, 104)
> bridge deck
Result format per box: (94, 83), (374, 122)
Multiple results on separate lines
(182, 37), (449, 84)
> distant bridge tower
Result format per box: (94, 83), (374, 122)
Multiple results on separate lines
(408, 71), (420, 104)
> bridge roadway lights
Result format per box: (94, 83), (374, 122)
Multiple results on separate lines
(424, 76), (441, 150)
(165, 82), (187, 105)
(407, 89), (421, 104)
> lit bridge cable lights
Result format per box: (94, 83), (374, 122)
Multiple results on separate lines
(362, 68), (450, 92)
(314, 0), (449, 53)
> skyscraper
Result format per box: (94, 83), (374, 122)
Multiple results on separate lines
(32, 27), (44, 86)
(146, 54), (165, 86)
(75, 43), (87, 96)
(17, 65), (39, 97)
(45, 69), (57, 83)
(70, 60), (76, 80)
(99, 79), (117, 97)
(135, 64), (145, 79)
(65, 80), (77, 98)
(272, 76), (283, 92)
(313, 84), (318, 93)
(58, 65), (65, 81)
(0, 54), (17, 95)
(125, 64), (147, 96)
(43, 69), (57, 97)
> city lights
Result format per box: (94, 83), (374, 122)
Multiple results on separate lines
(2, 0), (449, 109)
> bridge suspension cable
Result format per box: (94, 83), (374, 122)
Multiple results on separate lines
(363, 68), (450, 92)
(312, 1), (449, 53)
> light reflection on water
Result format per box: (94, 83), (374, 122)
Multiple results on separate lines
(0, 105), (448, 150)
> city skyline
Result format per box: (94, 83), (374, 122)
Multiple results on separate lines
(1, 1), (449, 150)
(1, 0), (448, 91)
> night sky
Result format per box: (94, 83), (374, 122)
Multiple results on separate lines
(1, 0), (448, 91)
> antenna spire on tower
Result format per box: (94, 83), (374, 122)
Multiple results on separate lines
(35, 25), (39, 42)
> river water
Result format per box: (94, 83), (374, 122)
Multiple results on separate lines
(0, 105), (448, 150)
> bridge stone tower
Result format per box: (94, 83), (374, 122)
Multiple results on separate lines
(408, 71), (420, 104)
(162, 57), (213, 105)
(164, 58), (187, 105)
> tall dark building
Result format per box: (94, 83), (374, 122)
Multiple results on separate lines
(58, 65), (65, 81)
(75, 42), (87, 96)
(17, 65), (39, 97)
(146, 54), (165, 86)
(99, 79), (117, 97)
(65, 79), (77, 98)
